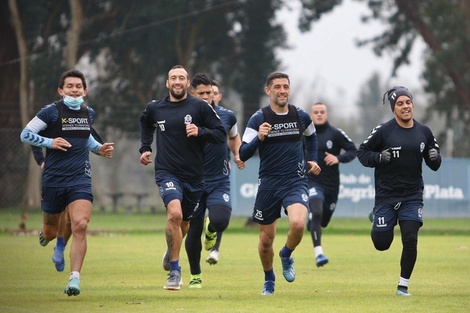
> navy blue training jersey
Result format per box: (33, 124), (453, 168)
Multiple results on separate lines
(308, 121), (357, 190)
(203, 105), (238, 184)
(27, 101), (96, 187)
(240, 104), (317, 190)
(357, 118), (441, 205)
(140, 95), (226, 182)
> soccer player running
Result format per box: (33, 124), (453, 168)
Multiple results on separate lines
(184, 74), (245, 288)
(307, 102), (357, 267)
(31, 127), (104, 272)
(239, 72), (321, 296)
(205, 79), (239, 265)
(357, 86), (441, 296)
(139, 65), (226, 290)
(20, 69), (115, 296)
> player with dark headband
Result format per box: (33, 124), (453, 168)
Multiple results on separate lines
(357, 86), (441, 296)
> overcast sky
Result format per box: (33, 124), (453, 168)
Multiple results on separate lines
(276, 1), (425, 117)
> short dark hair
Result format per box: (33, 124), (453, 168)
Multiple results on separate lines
(191, 73), (212, 88)
(211, 79), (220, 88)
(58, 69), (87, 89)
(266, 72), (289, 87)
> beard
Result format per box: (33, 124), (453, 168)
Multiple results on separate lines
(170, 88), (187, 100)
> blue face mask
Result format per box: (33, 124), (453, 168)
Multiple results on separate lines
(63, 95), (84, 109)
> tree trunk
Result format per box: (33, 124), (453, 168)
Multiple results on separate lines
(66, 0), (83, 68)
(9, 0), (40, 209)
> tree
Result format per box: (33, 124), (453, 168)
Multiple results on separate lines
(1, 0), (289, 208)
(355, 72), (388, 140)
(297, 0), (470, 157)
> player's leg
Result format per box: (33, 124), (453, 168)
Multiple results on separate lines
(207, 233), (222, 265)
(259, 222), (277, 295)
(252, 189), (280, 295)
(52, 209), (70, 271)
(370, 203), (397, 251)
(396, 200), (423, 296)
(65, 198), (92, 296)
(205, 204), (231, 250)
(279, 202), (308, 282)
(39, 186), (64, 246)
(185, 201), (206, 288)
(309, 197), (329, 267)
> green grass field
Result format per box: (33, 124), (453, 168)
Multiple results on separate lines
(0, 209), (469, 313)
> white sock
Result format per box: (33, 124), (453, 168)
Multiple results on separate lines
(398, 277), (410, 287)
(314, 246), (324, 257)
(69, 271), (80, 280)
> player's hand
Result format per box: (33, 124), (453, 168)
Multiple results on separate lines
(258, 122), (271, 141)
(307, 161), (321, 175)
(51, 137), (71, 151)
(186, 123), (199, 137)
(234, 155), (246, 170)
(379, 148), (391, 164)
(324, 152), (339, 166)
(428, 148), (439, 161)
(140, 151), (152, 165)
(99, 142), (114, 159)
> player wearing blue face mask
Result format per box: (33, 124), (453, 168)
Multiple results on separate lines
(20, 69), (114, 297)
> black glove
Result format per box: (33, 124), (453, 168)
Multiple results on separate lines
(429, 148), (439, 161)
(379, 148), (391, 164)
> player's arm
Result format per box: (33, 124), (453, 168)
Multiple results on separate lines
(336, 130), (357, 163)
(197, 102), (227, 144)
(357, 124), (386, 167)
(228, 124), (245, 169)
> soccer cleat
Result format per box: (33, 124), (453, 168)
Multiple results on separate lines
(396, 287), (411, 297)
(261, 280), (275, 295)
(162, 250), (170, 271)
(316, 254), (329, 267)
(204, 217), (217, 251)
(163, 270), (182, 290)
(52, 245), (65, 272)
(206, 250), (219, 265)
(38, 230), (49, 247)
(188, 274), (202, 289)
(64, 277), (80, 296)
(279, 252), (296, 282)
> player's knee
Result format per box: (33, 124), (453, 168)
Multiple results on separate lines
(208, 204), (231, 232)
(42, 227), (58, 241)
(401, 230), (418, 249)
(290, 219), (306, 234)
(321, 214), (333, 228)
(371, 230), (393, 251)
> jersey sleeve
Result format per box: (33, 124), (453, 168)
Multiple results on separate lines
(357, 123), (384, 167)
(139, 102), (157, 154)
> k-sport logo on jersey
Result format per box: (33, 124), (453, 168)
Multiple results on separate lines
(61, 117), (90, 131)
(62, 117), (89, 124)
(268, 121), (300, 137)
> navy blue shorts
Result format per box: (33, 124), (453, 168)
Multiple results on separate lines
(372, 199), (424, 232)
(193, 181), (232, 219)
(252, 185), (309, 225)
(155, 172), (203, 221)
(308, 184), (338, 213)
(41, 185), (93, 214)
